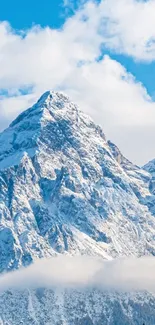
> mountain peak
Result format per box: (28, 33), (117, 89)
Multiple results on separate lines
(0, 91), (105, 170)
(1, 91), (155, 324)
(0, 90), (155, 274)
(9, 91), (71, 129)
(36, 90), (53, 105)
(36, 90), (70, 107)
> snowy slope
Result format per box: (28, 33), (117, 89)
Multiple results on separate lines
(1, 288), (155, 325)
(0, 91), (155, 324)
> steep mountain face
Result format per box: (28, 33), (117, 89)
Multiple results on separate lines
(1, 91), (155, 324)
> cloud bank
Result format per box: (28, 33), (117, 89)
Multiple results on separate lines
(1, 0), (155, 164)
(1, 256), (155, 294)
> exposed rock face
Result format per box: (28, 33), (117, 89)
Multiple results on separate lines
(0, 91), (155, 324)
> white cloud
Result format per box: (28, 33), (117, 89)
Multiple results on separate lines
(99, 0), (155, 61)
(1, 256), (155, 293)
(1, 1), (155, 164)
(64, 0), (155, 61)
(63, 56), (155, 165)
(0, 93), (36, 130)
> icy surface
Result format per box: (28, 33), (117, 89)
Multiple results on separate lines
(0, 91), (155, 324)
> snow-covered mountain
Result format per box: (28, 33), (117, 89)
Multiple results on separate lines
(1, 91), (155, 324)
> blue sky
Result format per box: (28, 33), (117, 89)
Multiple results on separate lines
(0, 0), (155, 165)
(0, 0), (85, 29)
(0, 0), (65, 29)
(1, 0), (154, 97)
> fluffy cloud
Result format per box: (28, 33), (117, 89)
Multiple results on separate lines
(0, 92), (35, 131)
(64, 57), (155, 165)
(100, 0), (155, 61)
(64, 0), (155, 61)
(1, 256), (155, 293)
(1, 0), (155, 164)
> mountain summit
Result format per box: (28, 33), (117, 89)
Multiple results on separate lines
(0, 91), (155, 274)
(1, 91), (155, 324)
